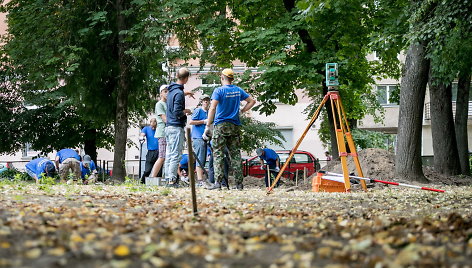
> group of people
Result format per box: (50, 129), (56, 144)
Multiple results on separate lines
(26, 67), (266, 189)
(140, 67), (256, 189)
(25, 148), (97, 184)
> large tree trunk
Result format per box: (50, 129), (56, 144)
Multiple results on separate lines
(429, 72), (461, 176)
(83, 128), (97, 163)
(112, 0), (130, 182)
(395, 42), (429, 183)
(455, 70), (471, 175)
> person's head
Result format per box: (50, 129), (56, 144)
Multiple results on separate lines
(200, 94), (211, 110)
(256, 148), (264, 157)
(220, 68), (234, 85)
(176, 67), (190, 84)
(325, 151), (330, 156)
(82, 155), (92, 168)
(159, 85), (168, 100)
(44, 162), (56, 177)
(150, 118), (157, 129)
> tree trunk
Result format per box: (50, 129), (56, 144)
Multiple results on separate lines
(112, 0), (130, 182)
(455, 70), (471, 175)
(83, 128), (97, 163)
(429, 72), (461, 175)
(395, 42), (429, 183)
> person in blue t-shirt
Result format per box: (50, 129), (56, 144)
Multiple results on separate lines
(80, 155), (98, 184)
(139, 118), (159, 183)
(25, 157), (56, 183)
(189, 94), (210, 184)
(55, 148), (81, 182)
(204, 69), (256, 190)
(256, 148), (281, 188)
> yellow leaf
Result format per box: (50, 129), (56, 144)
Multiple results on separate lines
(70, 234), (84, 243)
(0, 242), (10, 249)
(114, 245), (130, 257)
(26, 248), (42, 259)
(48, 247), (66, 256)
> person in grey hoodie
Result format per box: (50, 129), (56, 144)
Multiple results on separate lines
(164, 67), (193, 187)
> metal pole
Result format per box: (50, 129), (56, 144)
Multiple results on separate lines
(186, 128), (198, 216)
(320, 171), (445, 193)
(295, 169), (298, 186)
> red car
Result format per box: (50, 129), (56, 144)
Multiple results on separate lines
(242, 150), (319, 180)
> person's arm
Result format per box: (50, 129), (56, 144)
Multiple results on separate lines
(55, 156), (60, 170)
(174, 93), (192, 118)
(184, 91), (195, 99)
(241, 96), (256, 113)
(206, 99), (218, 126)
(189, 109), (207, 125)
(160, 114), (167, 123)
(156, 102), (167, 123)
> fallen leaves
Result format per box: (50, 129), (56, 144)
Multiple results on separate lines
(0, 184), (471, 267)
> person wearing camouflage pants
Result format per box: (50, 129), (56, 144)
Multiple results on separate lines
(204, 68), (256, 190)
(212, 122), (243, 186)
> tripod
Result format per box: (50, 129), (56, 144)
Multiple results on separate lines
(267, 89), (368, 194)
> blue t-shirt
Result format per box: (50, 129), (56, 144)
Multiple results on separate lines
(56, 149), (80, 163)
(211, 85), (250, 126)
(191, 107), (208, 139)
(25, 158), (54, 179)
(260, 148), (279, 169)
(141, 126), (159, 150)
(80, 160), (97, 179)
(180, 154), (189, 169)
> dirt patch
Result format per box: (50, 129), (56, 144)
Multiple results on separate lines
(243, 175), (312, 191)
(319, 148), (472, 186)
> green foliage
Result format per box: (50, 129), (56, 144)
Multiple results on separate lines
(351, 128), (395, 151)
(407, 0), (472, 84)
(40, 176), (56, 185)
(240, 115), (285, 154)
(0, 0), (169, 154)
(0, 168), (30, 184)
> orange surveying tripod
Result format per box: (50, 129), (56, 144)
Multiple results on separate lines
(267, 63), (368, 194)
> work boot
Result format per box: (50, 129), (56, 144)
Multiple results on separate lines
(207, 182), (221, 190)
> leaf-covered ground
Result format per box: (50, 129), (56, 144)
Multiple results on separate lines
(0, 182), (471, 267)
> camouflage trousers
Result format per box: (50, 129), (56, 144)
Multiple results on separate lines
(59, 158), (81, 181)
(212, 122), (243, 185)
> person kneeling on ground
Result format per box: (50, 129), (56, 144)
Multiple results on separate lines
(81, 155), (98, 184)
(55, 148), (81, 183)
(256, 148), (281, 189)
(25, 157), (56, 184)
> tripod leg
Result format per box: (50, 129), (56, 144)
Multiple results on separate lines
(331, 96), (351, 192)
(337, 101), (368, 191)
(266, 94), (330, 194)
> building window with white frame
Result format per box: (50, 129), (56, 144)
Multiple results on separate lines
(377, 85), (398, 105)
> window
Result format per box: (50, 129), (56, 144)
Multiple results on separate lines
(293, 153), (312, 163)
(22, 143), (38, 158)
(377, 85), (398, 105)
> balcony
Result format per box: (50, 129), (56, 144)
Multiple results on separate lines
(424, 102), (472, 121)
